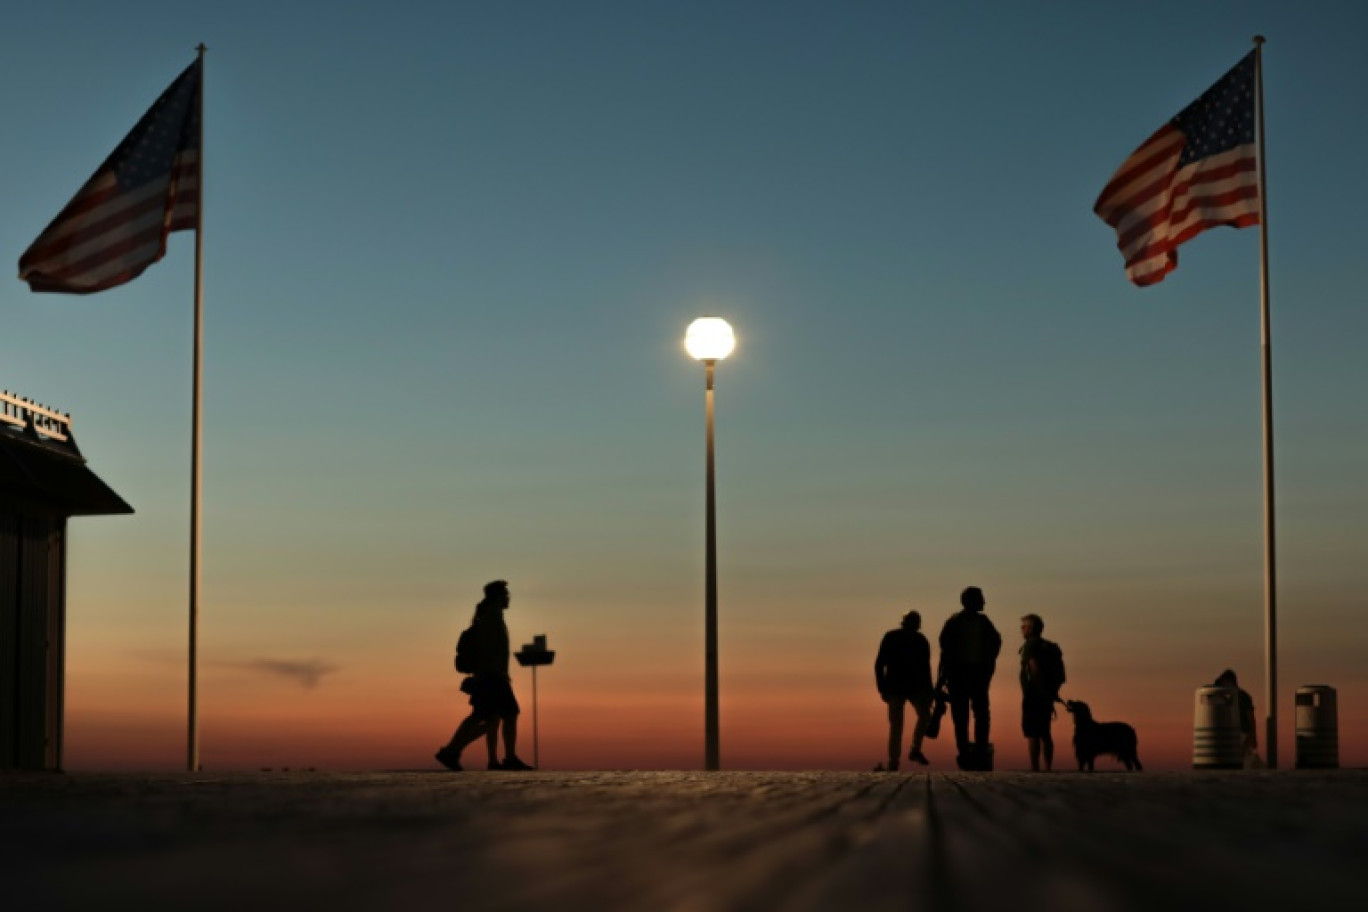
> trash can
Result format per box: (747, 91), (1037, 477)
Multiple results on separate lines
(1193, 685), (1243, 769)
(1295, 685), (1338, 769)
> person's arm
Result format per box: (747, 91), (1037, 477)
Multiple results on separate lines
(913, 634), (935, 696)
(875, 634), (890, 697)
(986, 619), (1002, 678)
(936, 621), (951, 689)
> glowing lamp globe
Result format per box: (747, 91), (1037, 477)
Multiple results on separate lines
(685, 318), (736, 362)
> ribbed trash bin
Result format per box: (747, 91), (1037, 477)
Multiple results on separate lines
(1295, 685), (1338, 769)
(1193, 685), (1244, 769)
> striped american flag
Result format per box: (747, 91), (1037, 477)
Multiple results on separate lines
(19, 58), (201, 294)
(1094, 51), (1259, 287)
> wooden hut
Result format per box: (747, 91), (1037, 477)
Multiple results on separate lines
(1, 391), (131, 770)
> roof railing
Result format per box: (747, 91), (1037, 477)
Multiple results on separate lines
(1, 389), (76, 448)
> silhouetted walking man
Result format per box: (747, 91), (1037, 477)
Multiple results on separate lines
(436, 580), (534, 771)
(1018, 613), (1065, 772)
(937, 587), (1001, 770)
(875, 610), (934, 770)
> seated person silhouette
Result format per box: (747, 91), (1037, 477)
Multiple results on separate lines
(1214, 668), (1260, 768)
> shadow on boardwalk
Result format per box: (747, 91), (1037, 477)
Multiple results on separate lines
(3, 770), (1363, 910)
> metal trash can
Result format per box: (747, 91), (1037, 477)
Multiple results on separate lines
(1295, 685), (1338, 769)
(1193, 685), (1244, 769)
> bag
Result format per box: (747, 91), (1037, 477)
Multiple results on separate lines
(1038, 640), (1066, 692)
(925, 691), (948, 740)
(454, 625), (480, 674)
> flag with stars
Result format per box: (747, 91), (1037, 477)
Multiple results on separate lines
(1094, 51), (1259, 287)
(19, 58), (201, 294)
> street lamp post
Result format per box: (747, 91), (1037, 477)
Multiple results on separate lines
(685, 317), (735, 771)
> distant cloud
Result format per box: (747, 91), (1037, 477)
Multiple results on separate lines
(242, 658), (339, 690)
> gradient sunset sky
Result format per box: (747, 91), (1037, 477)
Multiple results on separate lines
(3, 0), (1366, 772)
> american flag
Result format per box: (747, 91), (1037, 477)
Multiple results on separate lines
(1094, 51), (1259, 287)
(19, 58), (201, 294)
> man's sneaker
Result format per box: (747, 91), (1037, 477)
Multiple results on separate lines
(908, 750), (930, 766)
(499, 756), (535, 771)
(487, 759), (502, 770)
(434, 748), (462, 771)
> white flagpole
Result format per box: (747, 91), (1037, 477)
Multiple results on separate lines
(1253, 35), (1278, 770)
(188, 42), (206, 773)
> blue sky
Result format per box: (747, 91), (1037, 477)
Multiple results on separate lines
(2, 1), (1365, 769)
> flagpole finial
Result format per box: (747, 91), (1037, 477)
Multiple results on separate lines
(196, 42), (207, 55)
(1253, 35), (1266, 46)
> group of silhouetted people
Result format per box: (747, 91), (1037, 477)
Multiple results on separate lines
(875, 587), (1067, 771)
(433, 579), (1253, 774)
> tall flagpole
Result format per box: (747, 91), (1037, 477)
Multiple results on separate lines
(188, 42), (206, 773)
(1253, 35), (1278, 770)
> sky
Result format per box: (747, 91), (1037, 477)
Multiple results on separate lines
(2, 0), (1366, 772)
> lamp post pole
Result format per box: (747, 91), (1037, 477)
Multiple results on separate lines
(704, 359), (719, 771)
(685, 316), (733, 772)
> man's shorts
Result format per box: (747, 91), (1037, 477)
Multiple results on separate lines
(467, 675), (520, 720)
(886, 691), (932, 714)
(1021, 692), (1055, 738)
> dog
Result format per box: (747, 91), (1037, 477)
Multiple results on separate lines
(1064, 700), (1143, 771)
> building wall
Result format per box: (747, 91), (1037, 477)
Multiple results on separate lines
(0, 512), (67, 770)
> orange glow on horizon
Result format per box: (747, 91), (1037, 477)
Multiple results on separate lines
(61, 670), (1367, 773)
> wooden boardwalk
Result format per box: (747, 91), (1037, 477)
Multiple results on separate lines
(3, 770), (1363, 910)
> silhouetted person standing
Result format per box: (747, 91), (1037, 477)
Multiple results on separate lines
(1018, 613), (1065, 772)
(1214, 668), (1260, 767)
(436, 580), (534, 771)
(875, 610), (934, 770)
(937, 587), (1001, 770)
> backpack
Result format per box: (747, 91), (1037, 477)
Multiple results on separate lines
(454, 624), (480, 674)
(1038, 640), (1066, 692)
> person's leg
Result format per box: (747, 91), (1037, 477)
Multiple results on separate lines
(1024, 695), (1047, 770)
(1041, 728), (1054, 771)
(484, 677), (533, 769)
(484, 718), (501, 767)
(949, 687), (971, 757)
(909, 696), (930, 762)
(886, 698), (905, 770)
(439, 712), (492, 767)
(441, 677), (496, 768)
(971, 677), (991, 748)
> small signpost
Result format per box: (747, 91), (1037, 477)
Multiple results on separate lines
(514, 635), (555, 769)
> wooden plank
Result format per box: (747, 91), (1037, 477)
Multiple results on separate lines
(1, 771), (1366, 909)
